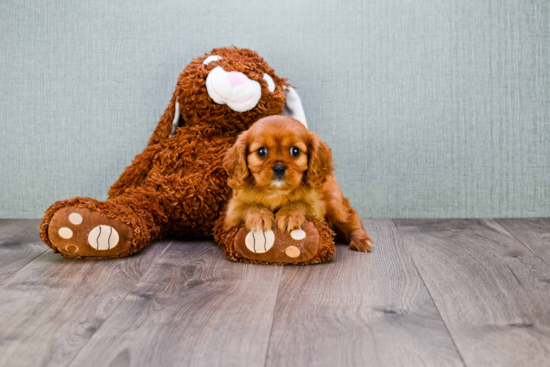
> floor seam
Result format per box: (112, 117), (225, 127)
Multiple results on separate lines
(391, 219), (469, 367)
(263, 266), (284, 367)
(0, 247), (49, 285)
(491, 219), (550, 265)
(64, 238), (176, 367)
(0, 221), (47, 284)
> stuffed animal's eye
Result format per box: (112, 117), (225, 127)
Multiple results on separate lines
(290, 147), (300, 157)
(203, 55), (222, 66)
(263, 74), (275, 92)
(257, 147), (268, 157)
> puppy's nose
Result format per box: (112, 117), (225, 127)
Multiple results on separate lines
(272, 165), (286, 177)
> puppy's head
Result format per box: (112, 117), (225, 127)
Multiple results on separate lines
(224, 116), (333, 191)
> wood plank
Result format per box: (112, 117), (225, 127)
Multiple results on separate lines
(0, 219), (16, 227)
(266, 219), (464, 367)
(0, 238), (171, 367)
(0, 219), (48, 283)
(496, 218), (550, 265)
(394, 219), (550, 367)
(68, 240), (283, 367)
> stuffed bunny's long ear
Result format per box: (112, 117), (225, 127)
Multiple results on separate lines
(169, 99), (183, 137)
(282, 87), (308, 129)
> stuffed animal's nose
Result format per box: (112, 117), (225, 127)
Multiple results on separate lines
(272, 165), (286, 177)
(227, 71), (248, 87)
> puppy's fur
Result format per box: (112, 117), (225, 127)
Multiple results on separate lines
(223, 116), (373, 252)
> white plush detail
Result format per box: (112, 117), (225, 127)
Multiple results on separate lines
(69, 213), (82, 225)
(282, 87), (308, 128)
(263, 73), (275, 92)
(58, 227), (73, 239)
(290, 228), (306, 240)
(206, 66), (262, 112)
(245, 229), (275, 253)
(88, 225), (119, 250)
(202, 55), (222, 65)
(170, 100), (181, 137)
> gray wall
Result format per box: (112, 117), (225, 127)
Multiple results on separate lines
(1, 0), (549, 219)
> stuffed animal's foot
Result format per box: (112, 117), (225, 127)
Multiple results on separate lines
(214, 216), (336, 265)
(236, 223), (318, 263)
(46, 206), (134, 259)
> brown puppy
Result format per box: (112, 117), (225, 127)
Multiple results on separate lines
(223, 115), (373, 252)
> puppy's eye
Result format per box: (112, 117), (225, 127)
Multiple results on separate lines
(263, 74), (276, 92)
(203, 55), (222, 66)
(290, 147), (300, 157)
(257, 147), (268, 157)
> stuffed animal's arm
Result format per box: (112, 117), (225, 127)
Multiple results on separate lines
(108, 146), (156, 199)
(109, 92), (179, 198)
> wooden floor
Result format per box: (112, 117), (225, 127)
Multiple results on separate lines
(0, 219), (549, 367)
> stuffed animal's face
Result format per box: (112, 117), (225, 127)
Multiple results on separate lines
(175, 47), (291, 131)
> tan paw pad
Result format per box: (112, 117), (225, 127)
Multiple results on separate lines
(88, 225), (120, 250)
(245, 230), (275, 253)
(64, 244), (79, 254)
(290, 229), (306, 240)
(69, 213), (83, 225)
(285, 245), (301, 258)
(58, 227), (73, 239)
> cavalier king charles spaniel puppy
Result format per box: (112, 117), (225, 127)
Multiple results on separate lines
(223, 115), (373, 252)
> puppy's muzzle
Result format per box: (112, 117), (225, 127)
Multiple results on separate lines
(272, 164), (286, 178)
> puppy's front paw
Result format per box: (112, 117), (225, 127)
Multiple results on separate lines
(275, 210), (306, 232)
(246, 210), (274, 232)
(350, 238), (373, 252)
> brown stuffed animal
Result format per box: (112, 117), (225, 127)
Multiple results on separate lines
(39, 46), (335, 262)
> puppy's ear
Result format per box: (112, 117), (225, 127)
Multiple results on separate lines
(305, 131), (333, 189)
(223, 131), (250, 190)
